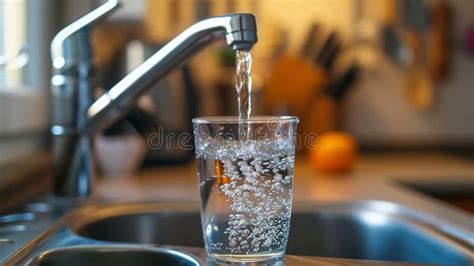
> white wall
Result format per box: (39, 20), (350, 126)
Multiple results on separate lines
(344, 53), (474, 145)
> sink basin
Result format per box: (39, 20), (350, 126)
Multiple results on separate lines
(27, 245), (200, 266)
(402, 181), (474, 214)
(74, 202), (473, 265)
(78, 212), (202, 247)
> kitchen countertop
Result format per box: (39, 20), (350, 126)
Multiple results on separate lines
(0, 153), (51, 212)
(1, 152), (472, 265)
(96, 152), (474, 238)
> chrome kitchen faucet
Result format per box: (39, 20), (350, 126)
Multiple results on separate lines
(50, 0), (257, 198)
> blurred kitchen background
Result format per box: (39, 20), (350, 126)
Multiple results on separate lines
(0, 0), (473, 207)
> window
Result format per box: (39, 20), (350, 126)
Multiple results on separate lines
(0, 0), (51, 164)
(0, 0), (27, 88)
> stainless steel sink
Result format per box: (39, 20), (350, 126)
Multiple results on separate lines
(26, 245), (200, 266)
(71, 201), (473, 266)
(3, 201), (473, 265)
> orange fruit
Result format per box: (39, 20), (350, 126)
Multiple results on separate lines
(309, 131), (358, 173)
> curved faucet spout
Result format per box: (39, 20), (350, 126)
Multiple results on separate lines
(87, 13), (257, 132)
(50, 10), (257, 198)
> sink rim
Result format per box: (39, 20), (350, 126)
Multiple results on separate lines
(69, 202), (200, 231)
(26, 244), (202, 266)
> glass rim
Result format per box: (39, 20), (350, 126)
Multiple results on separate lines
(192, 116), (299, 124)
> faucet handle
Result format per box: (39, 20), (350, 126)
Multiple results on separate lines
(51, 0), (120, 71)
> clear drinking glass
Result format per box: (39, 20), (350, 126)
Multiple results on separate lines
(193, 116), (299, 264)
